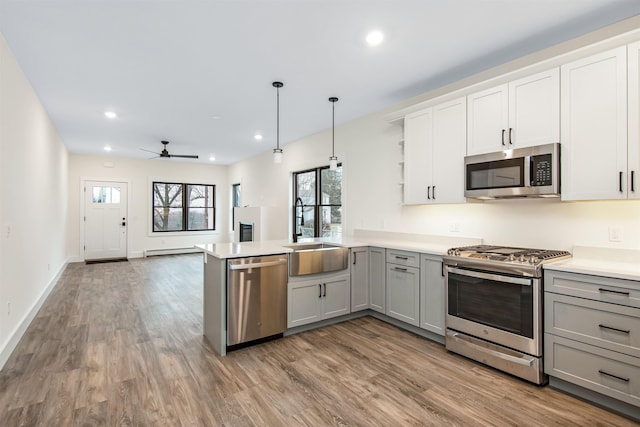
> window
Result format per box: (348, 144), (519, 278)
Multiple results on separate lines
(92, 186), (121, 204)
(231, 183), (241, 230)
(153, 182), (215, 232)
(293, 165), (342, 239)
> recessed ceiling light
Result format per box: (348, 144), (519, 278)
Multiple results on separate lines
(366, 30), (384, 46)
(104, 146), (112, 151)
(104, 111), (117, 119)
(209, 155), (216, 161)
(254, 133), (263, 141)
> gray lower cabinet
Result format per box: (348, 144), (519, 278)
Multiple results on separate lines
(350, 247), (370, 312)
(288, 273), (350, 328)
(420, 254), (445, 335)
(386, 250), (420, 327)
(544, 270), (640, 409)
(369, 247), (386, 313)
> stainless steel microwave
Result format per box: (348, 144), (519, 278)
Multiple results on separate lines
(464, 143), (560, 199)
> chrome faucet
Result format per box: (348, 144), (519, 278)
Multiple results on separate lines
(293, 197), (304, 242)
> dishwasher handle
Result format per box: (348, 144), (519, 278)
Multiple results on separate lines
(228, 258), (288, 270)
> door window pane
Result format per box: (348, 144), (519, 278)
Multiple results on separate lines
(111, 187), (120, 203)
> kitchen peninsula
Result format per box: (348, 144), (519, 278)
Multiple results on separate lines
(196, 230), (481, 356)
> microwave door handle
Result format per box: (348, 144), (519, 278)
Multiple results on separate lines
(524, 155), (532, 187)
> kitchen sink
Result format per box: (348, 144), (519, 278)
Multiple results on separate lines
(284, 243), (349, 276)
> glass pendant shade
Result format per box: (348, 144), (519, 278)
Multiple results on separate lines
(273, 148), (283, 163)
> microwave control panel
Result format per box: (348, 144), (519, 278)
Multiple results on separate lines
(531, 154), (552, 186)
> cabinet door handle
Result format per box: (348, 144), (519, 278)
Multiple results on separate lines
(598, 287), (630, 296)
(598, 369), (629, 382)
(353, 252), (357, 265)
(508, 127), (513, 145)
(319, 284), (322, 298)
(632, 170), (636, 192)
(619, 171), (623, 193)
(501, 129), (506, 146)
(394, 267), (407, 272)
(323, 283), (327, 297)
(427, 186), (431, 200)
(433, 186), (436, 200)
(598, 324), (630, 334)
(441, 262), (445, 277)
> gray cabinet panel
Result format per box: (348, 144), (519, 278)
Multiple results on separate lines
(369, 247), (386, 313)
(420, 254), (445, 336)
(386, 263), (420, 327)
(545, 334), (640, 407)
(545, 270), (640, 309)
(545, 292), (640, 358)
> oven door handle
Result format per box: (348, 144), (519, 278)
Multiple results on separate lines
(445, 266), (533, 286)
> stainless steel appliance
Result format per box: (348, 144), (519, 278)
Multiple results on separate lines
(465, 143), (560, 199)
(238, 221), (254, 242)
(227, 254), (288, 348)
(444, 245), (571, 384)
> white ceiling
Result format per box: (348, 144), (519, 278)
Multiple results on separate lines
(1, 1), (640, 165)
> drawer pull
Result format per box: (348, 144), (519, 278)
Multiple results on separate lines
(394, 267), (408, 272)
(598, 324), (630, 334)
(598, 288), (630, 296)
(598, 369), (629, 383)
(395, 256), (408, 260)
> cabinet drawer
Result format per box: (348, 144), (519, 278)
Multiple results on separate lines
(544, 334), (640, 408)
(544, 270), (640, 309)
(545, 293), (640, 358)
(386, 249), (419, 268)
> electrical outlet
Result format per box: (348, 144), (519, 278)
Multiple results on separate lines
(47, 263), (51, 272)
(608, 227), (621, 242)
(7, 302), (10, 316)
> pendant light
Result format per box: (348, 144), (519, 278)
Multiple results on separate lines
(328, 96), (339, 170)
(272, 81), (284, 163)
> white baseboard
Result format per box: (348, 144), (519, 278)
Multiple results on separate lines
(144, 247), (201, 257)
(0, 261), (67, 371)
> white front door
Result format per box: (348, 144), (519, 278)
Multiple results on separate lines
(84, 180), (128, 260)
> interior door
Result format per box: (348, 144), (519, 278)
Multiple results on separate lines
(84, 180), (128, 260)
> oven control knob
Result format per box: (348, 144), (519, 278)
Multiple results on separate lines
(508, 254), (515, 261)
(530, 256), (539, 264)
(447, 249), (454, 255)
(519, 254), (526, 262)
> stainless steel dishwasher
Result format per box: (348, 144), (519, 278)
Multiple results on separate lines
(227, 254), (288, 347)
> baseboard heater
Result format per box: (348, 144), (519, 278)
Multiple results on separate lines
(144, 247), (201, 257)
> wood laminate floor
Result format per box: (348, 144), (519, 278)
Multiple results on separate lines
(0, 254), (636, 426)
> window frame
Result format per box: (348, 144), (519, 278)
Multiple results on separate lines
(292, 164), (342, 238)
(152, 181), (216, 233)
(231, 183), (241, 231)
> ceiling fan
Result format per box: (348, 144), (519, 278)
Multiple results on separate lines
(141, 140), (199, 159)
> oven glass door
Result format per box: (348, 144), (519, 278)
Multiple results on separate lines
(447, 268), (533, 338)
(466, 157), (525, 190)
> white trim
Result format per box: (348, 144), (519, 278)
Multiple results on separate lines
(80, 177), (131, 261)
(0, 261), (67, 371)
(144, 247), (201, 257)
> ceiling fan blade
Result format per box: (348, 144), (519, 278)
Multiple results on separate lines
(169, 154), (199, 159)
(139, 148), (160, 155)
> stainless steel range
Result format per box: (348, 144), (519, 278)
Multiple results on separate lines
(443, 245), (571, 384)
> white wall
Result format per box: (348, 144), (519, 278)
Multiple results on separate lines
(0, 34), (69, 368)
(67, 154), (230, 260)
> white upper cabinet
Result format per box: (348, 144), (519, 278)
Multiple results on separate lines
(403, 97), (466, 204)
(561, 46), (628, 201)
(404, 108), (433, 204)
(467, 68), (560, 155)
(628, 41), (640, 199)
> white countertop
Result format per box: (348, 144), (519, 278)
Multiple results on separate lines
(196, 230), (483, 259)
(544, 246), (640, 282)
